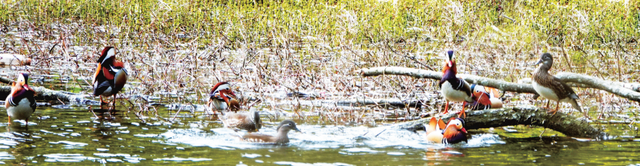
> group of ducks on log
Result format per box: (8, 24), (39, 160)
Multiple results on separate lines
(4, 47), (582, 145)
(431, 50), (584, 144)
(5, 46), (300, 144)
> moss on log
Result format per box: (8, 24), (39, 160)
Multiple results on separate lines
(393, 106), (605, 139)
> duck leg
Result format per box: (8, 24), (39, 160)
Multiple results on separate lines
(548, 101), (559, 114)
(112, 94), (117, 110)
(7, 116), (11, 126)
(458, 105), (467, 119)
(442, 100), (450, 114)
(100, 96), (105, 109)
(545, 100), (550, 109)
(458, 103), (466, 119)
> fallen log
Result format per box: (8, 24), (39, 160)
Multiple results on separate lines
(336, 98), (422, 108)
(0, 53), (32, 67)
(359, 67), (640, 102)
(392, 106), (606, 139)
(0, 77), (99, 105)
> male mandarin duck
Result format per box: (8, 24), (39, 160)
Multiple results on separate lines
(484, 86), (504, 108)
(439, 50), (474, 118)
(5, 73), (37, 125)
(208, 82), (240, 113)
(92, 46), (128, 108)
(532, 53), (582, 115)
(425, 117), (468, 144)
(466, 84), (503, 110)
(239, 120), (301, 144)
(220, 110), (262, 132)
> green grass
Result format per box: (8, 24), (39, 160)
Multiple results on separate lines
(2, 0), (636, 50)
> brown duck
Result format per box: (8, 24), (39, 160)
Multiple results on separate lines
(532, 53), (582, 114)
(220, 110), (262, 132)
(240, 120), (300, 144)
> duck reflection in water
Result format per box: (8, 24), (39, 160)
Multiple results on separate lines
(423, 147), (465, 162)
(89, 107), (125, 120)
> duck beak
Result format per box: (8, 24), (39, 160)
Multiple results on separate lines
(461, 128), (467, 133)
(227, 90), (237, 99)
(23, 83), (33, 92)
(534, 59), (543, 66)
(294, 127), (301, 133)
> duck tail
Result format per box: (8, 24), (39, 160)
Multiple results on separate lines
(570, 98), (583, 113)
(437, 118), (446, 130)
(426, 117), (437, 134)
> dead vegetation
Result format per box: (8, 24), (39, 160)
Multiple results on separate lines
(0, 0), (638, 128)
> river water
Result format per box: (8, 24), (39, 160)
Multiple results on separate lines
(0, 105), (638, 165)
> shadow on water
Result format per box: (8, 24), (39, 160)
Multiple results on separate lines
(0, 106), (636, 165)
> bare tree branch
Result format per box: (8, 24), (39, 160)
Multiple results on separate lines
(359, 67), (640, 102)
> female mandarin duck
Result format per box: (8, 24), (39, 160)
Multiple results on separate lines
(5, 73), (37, 125)
(208, 82), (240, 113)
(92, 46), (128, 108)
(532, 53), (582, 115)
(439, 50), (474, 118)
(240, 120), (300, 144)
(466, 84), (503, 110)
(220, 110), (262, 132)
(425, 117), (468, 144)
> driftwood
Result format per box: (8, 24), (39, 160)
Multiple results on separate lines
(0, 53), (32, 67)
(393, 106), (605, 139)
(359, 67), (640, 102)
(0, 76), (98, 105)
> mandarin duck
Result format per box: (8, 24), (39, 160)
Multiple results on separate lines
(532, 53), (582, 115)
(239, 120), (301, 144)
(466, 84), (503, 110)
(439, 50), (474, 118)
(220, 110), (262, 132)
(208, 82), (240, 114)
(92, 46), (128, 109)
(425, 117), (468, 144)
(5, 73), (37, 125)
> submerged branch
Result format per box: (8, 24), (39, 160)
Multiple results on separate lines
(359, 67), (640, 102)
(393, 106), (605, 139)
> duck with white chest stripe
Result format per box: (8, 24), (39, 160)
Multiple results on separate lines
(439, 50), (474, 118)
(5, 73), (37, 125)
(92, 46), (128, 109)
(208, 82), (240, 114)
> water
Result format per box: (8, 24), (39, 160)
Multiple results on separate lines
(0, 106), (638, 165)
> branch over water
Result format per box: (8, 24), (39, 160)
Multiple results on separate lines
(359, 67), (640, 102)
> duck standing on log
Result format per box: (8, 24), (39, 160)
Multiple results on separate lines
(532, 53), (585, 116)
(439, 50), (474, 118)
